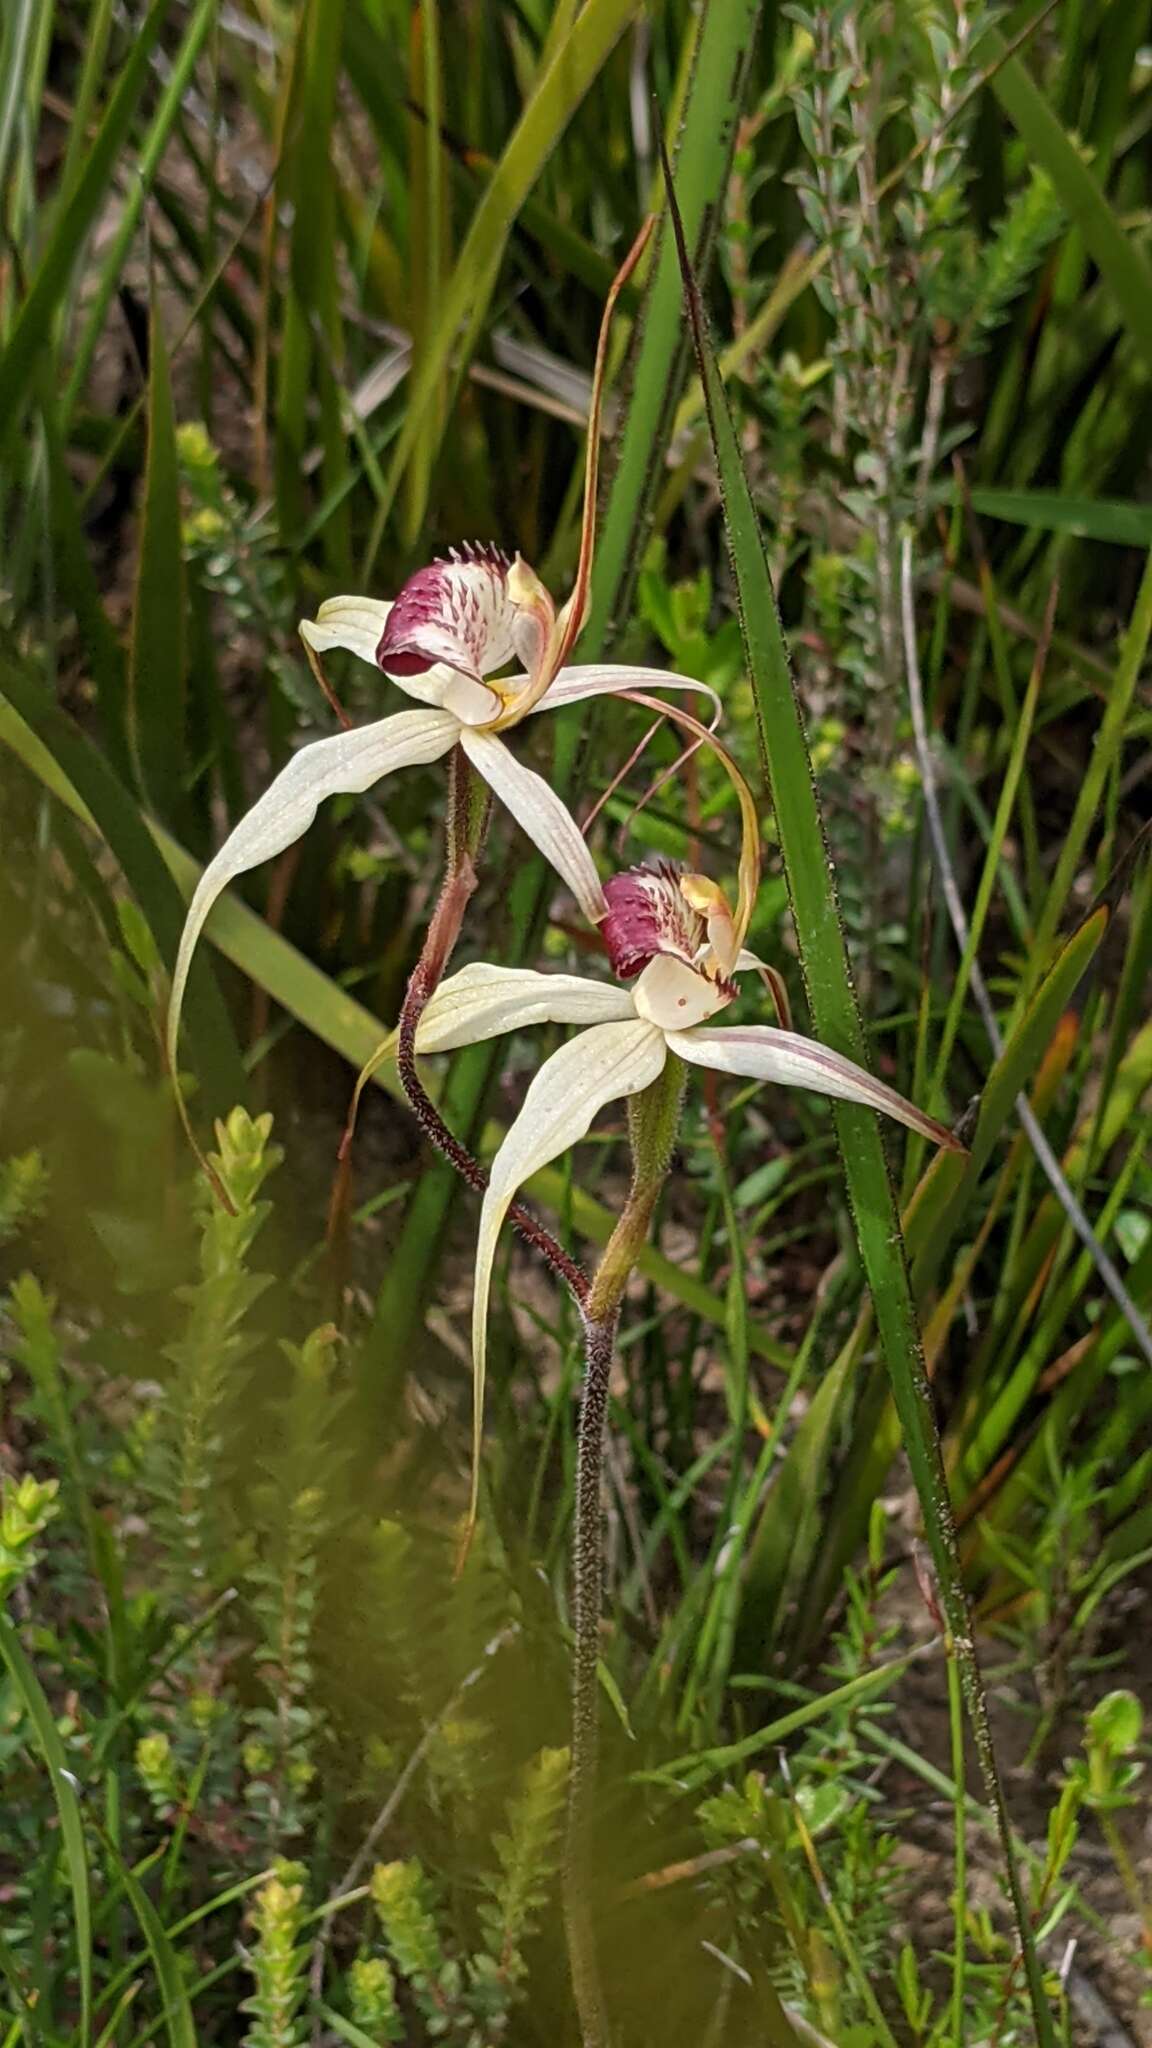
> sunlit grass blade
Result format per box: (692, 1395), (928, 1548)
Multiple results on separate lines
(128, 292), (186, 820)
(0, 0), (38, 205)
(0, 1610), (92, 2048)
(377, 0), (643, 542)
(663, 146), (1057, 2048)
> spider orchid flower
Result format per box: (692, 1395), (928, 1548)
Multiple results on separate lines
(411, 861), (965, 1529)
(164, 218), (730, 1079)
(164, 554), (731, 1081)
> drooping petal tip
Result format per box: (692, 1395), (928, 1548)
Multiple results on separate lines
(467, 1019), (667, 1539)
(299, 596), (394, 667)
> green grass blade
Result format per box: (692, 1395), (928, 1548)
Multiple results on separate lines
(58, 0), (118, 203)
(983, 25), (1152, 376)
(274, 0), (351, 569)
(967, 487), (1152, 547)
(636, 1648), (924, 1794)
(0, 0), (175, 433)
(0, 659), (244, 1112)
(579, 0), (762, 659)
(104, 1846), (198, 2048)
(795, 916), (1110, 1636)
(0, 1611), (92, 2048)
(925, 634), (1043, 1119)
(128, 292), (186, 820)
(377, 0), (643, 539)
(1027, 548), (1152, 986)
(665, 158), (1057, 2048)
(0, 0), (38, 204)
(40, 398), (131, 783)
(60, 0), (218, 423)
(913, 911), (1109, 1290)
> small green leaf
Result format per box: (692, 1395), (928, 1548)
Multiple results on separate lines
(1087, 1689), (1143, 1758)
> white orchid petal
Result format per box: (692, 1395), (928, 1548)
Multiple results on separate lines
(415, 963), (634, 1054)
(300, 598), (393, 666)
(459, 726), (606, 923)
(632, 954), (733, 1030)
(529, 663), (723, 725)
(666, 1025), (963, 1149)
(469, 1018), (667, 1531)
(440, 674), (503, 725)
(167, 708), (459, 1073)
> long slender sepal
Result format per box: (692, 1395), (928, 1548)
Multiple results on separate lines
(166, 708), (459, 1083)
(459, 726), (607, 922)
(468, 1020), (667, 1546)
(669, 1025), (965, 1152)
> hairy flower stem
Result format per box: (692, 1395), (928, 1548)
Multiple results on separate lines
(393, 747), (590, 1305)
(564, 1057), (686, 2048)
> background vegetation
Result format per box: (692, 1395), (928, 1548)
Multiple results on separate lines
(1, 0), (1151, 2040)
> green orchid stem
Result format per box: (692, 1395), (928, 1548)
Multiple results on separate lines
(565, 1055), (686, 2048)
(394, 746), (590, 1307)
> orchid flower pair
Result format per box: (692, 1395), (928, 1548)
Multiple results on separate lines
(165, 548), (958, 1531)
(163, 221), (959, 1549)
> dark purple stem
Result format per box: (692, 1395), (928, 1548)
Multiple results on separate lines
(564, 1309), (618, 2048)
